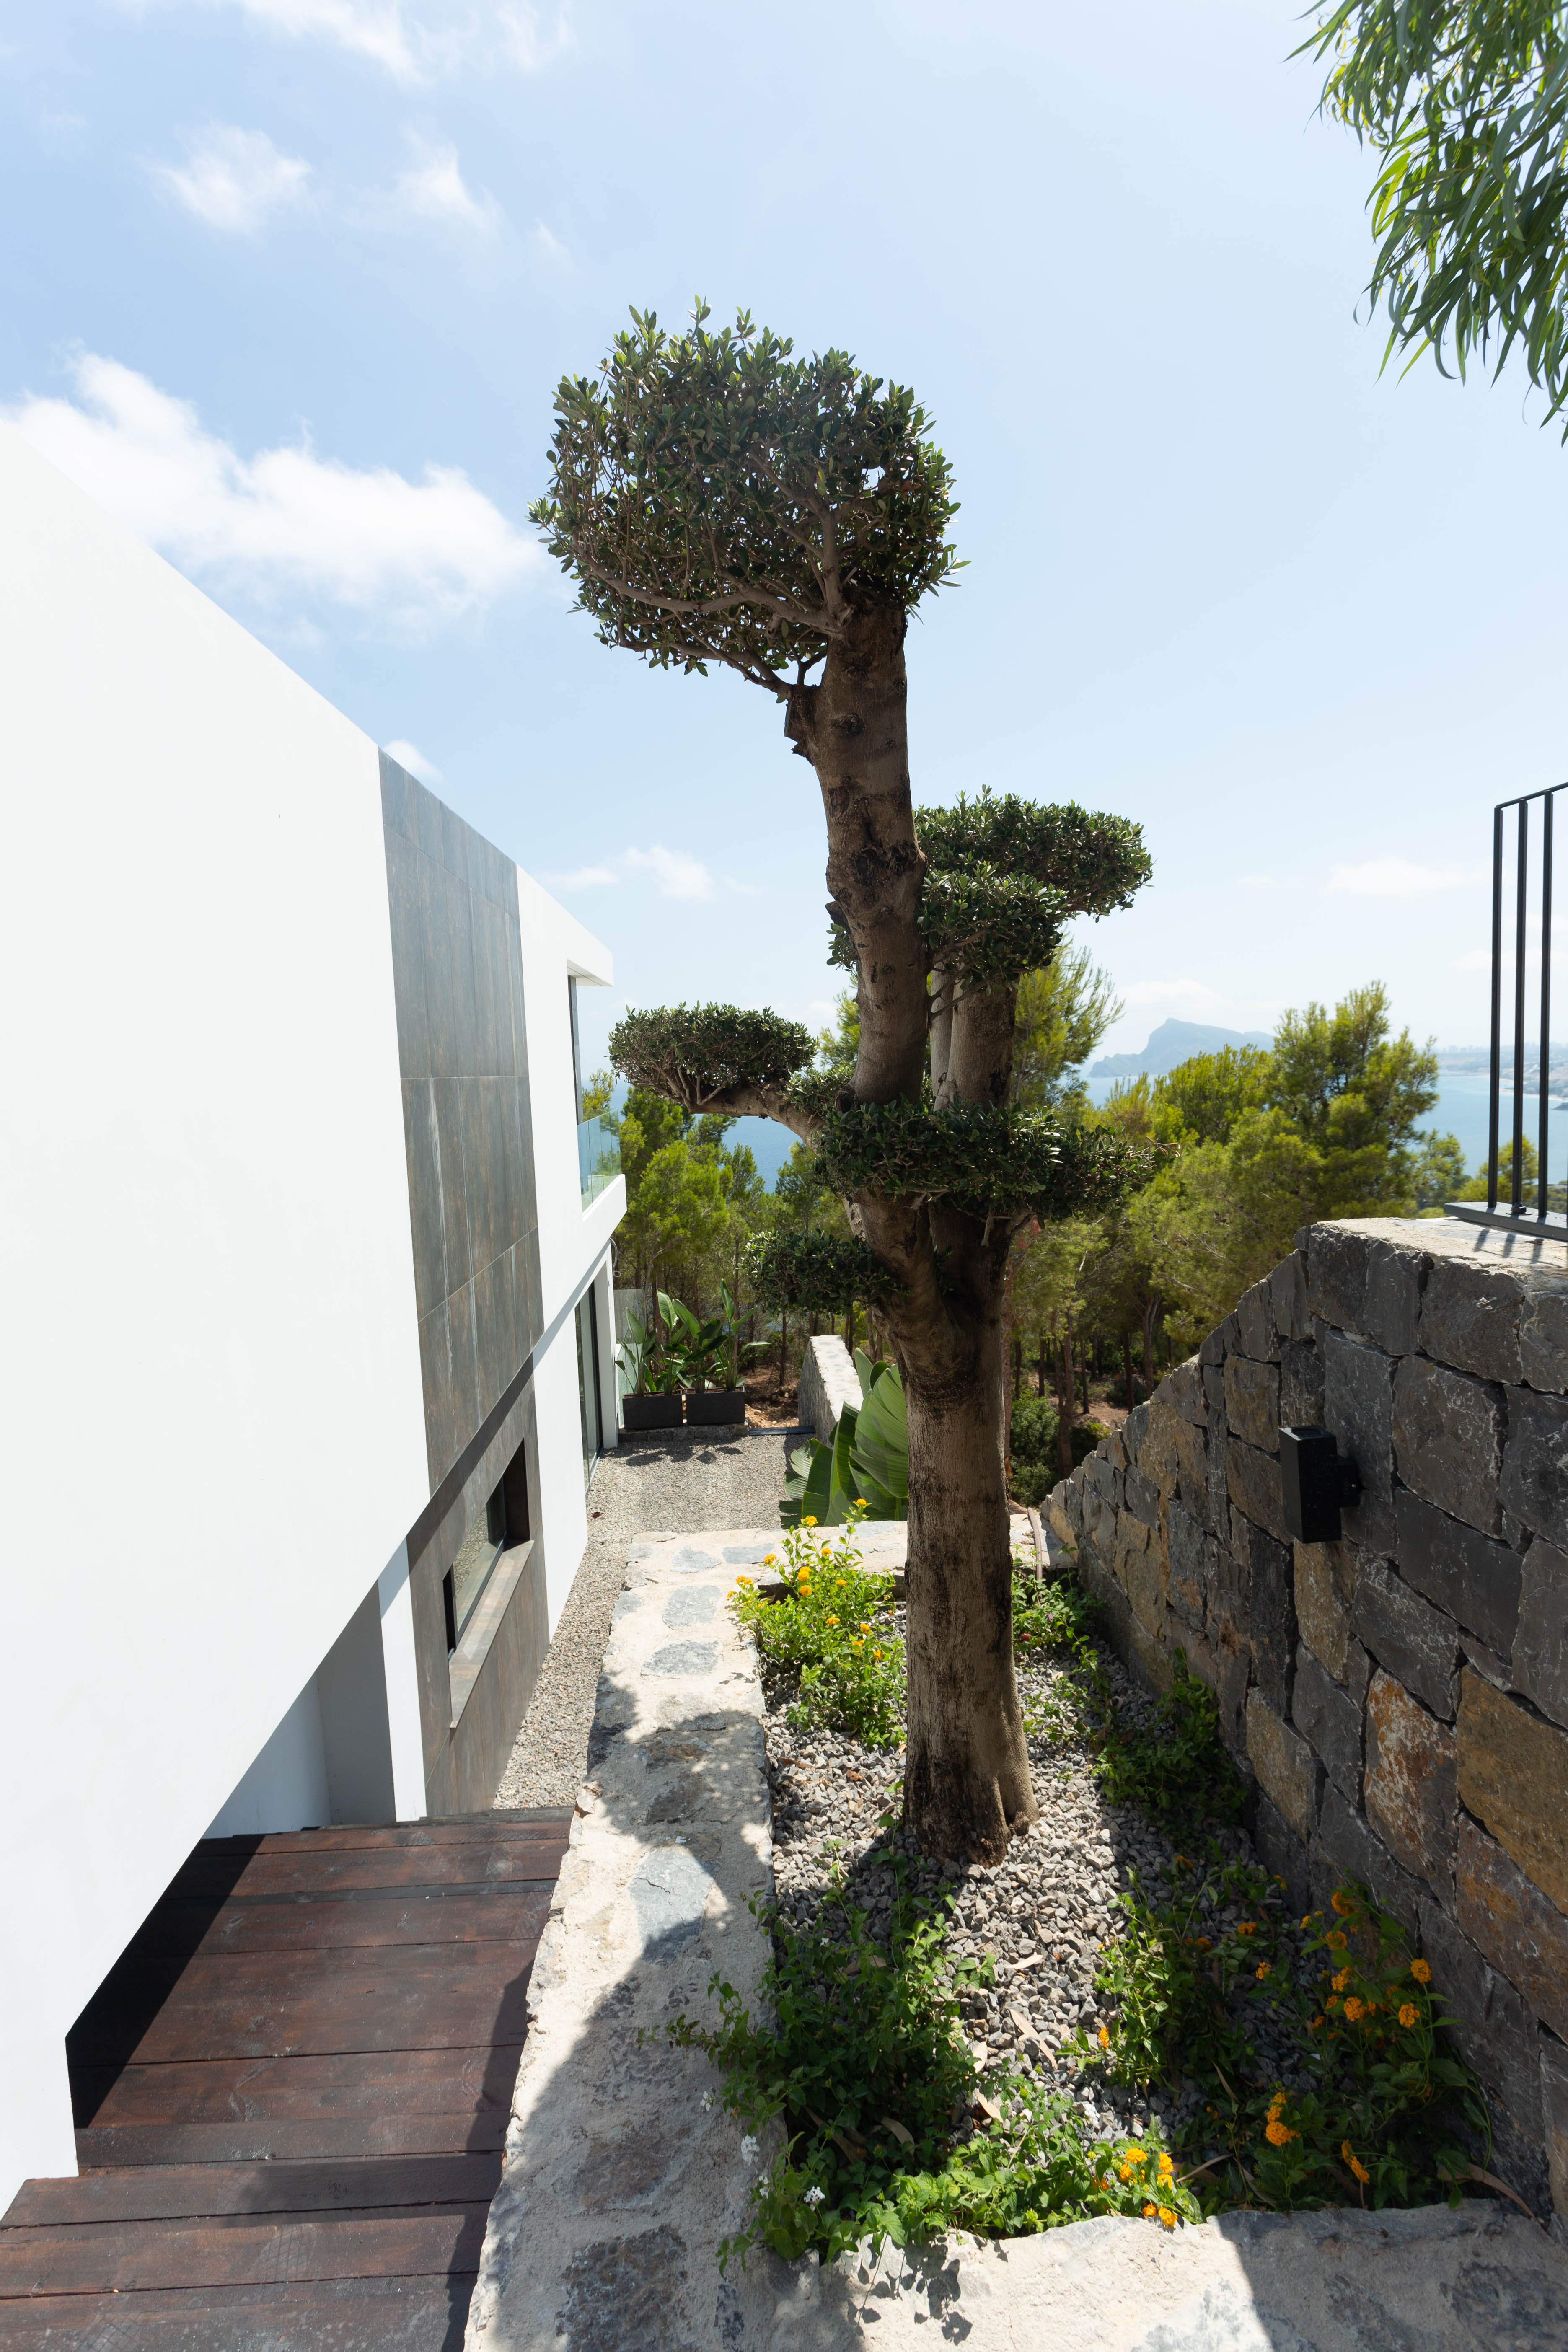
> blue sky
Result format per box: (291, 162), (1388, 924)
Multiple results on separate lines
(8, 0), (1568, 1083)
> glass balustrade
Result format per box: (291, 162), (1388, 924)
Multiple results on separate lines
(578, 1115), (621, 1209)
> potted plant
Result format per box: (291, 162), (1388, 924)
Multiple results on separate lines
(617, 1305), (682, 1430)
(675, 1281), (756, 1426)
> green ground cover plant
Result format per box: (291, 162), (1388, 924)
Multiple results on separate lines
(661, 1868), (1200, 2269)
(730, 1518), (904, 1747)
(1070, 1863), (1488, 2215)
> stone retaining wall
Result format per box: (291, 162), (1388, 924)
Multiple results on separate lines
(1045, 1216), (1568, 2229)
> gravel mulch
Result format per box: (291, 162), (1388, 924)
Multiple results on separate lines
(492, 1426), (789, 1809)
(763, 1591), (1292, 2150)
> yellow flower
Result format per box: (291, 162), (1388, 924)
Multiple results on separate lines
(1236, 1921), (1256, 1937)
(1300, 1915), (1313, 1930)
(1332, 1966), (1352, 1992)
(1265, 2118), (1295, 2147)
(1267, 2095), (1286, 2119)
(1343, 1997), (1367, 2023)
(1118, 2163), (1132, 2182)
(1142, 2202), (1157, 2220)
(1398, 2003), (1419, 2028)
(1124, 2145), (1145, 2164)
(802, 1516), (818, 1528)
(1097, 2024), (1110, 2049)
(859, 1620), (872, 1631)
(763, 1554), (778, 1566)
(826, 1615), (838, 1625)
(1342, 2140), (1371, 2186)
(1327, 1930), (1348, 1951)
(1255, 1962), (1271, 1981)
(1330, 1890), (1355, 1917)
(1326, 1997), (1340, 2013)
(1410, 1958), (1432, 1985)
(1157, 2207), (1177, 2229)
(1157, 2153), (1174, 2176)
(1195, 1935), (1211, 1951)
(1309, 2014), (1324, 2030)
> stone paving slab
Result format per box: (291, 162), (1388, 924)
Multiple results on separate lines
(466, 1534), (1568, 2351)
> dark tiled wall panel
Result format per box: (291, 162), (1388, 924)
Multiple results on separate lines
(1047, 1222), (1568, 2230)
(380, 754), (542, 1492)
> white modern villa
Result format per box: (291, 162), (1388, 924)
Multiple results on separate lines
(0, 422), (625, 2216)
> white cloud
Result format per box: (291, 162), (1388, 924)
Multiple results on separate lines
(1119, 978), (1230, 1010)
(6, 354), (538, 631)
(623, 846), (716, 901)
(394, 137), (499, 230)
(532, 220), (570, 265)
(150, 124), (311, 234)
(543, 845), (735, 902)
(129, 2), (573, 85)
(384, 737), (445, 784)
(1326, 856), (1482, 900)
(1236, 872), (1273, 888)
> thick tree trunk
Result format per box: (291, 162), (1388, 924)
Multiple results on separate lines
(901, 1310), (1036, 1863)
(940, 979), (1016, 1109)
(786, 602), (926, 1103)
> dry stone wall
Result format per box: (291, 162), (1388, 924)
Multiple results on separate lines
(1045, 1216), (1568, 2228)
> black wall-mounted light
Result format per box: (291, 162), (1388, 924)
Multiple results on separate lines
(1279, 1425), (1362, 1545)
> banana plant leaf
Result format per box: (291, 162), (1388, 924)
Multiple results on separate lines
(849, 1359), (908, 1520)
(779, 1359), (909, 1526)
(781, 1437), (834, 1529)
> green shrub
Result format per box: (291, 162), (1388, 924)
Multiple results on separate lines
(1092, 1653), (1245, 1823)
(730, 1518), (904, 1747)
(1009, 1399), (1107, 1505)
(1071, 1862), (1488, 2215)
(661, 1874), (1201, 2269)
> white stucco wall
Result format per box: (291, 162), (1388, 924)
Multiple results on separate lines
(0, 425), (621, 2207)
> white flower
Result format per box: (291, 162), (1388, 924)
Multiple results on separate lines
(700, 2091), (714, 2112)
(740, 2134), (760, 2162)
(803, 2184), (826, 2207)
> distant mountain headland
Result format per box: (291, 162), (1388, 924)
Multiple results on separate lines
(1090, 1018), (1275, 1080)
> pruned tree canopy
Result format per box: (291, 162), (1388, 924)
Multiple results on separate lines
(529, 303), (961, 694)
(745, 1229), (898, 1313)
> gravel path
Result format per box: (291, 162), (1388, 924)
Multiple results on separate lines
(492, 1426), (789, 1809)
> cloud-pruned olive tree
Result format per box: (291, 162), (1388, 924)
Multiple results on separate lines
(532, 305), (1153, 1860)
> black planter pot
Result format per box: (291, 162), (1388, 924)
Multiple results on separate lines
(683, 1388), (747, 1426)
(621, 1392), (683, 1431)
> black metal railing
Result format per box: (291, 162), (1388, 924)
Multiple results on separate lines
(1446, 781), (1568, 1236)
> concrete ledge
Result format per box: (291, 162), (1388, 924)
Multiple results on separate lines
(798, 1336), (862, 1443)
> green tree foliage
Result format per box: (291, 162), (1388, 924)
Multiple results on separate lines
(1115, 986), (1439, 1340)
(1152, 1045), (1273, 1146)
(1011, 948), (1120, 1110)
(1413, 1129), (1469, 1206)
(1303, 3), (1568, 426)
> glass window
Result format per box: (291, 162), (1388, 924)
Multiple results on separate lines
(443, 1440), (531, 1651)
(576, 1285), (602, 1487)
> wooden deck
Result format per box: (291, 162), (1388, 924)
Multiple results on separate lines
(0, 1811), (572, 2348)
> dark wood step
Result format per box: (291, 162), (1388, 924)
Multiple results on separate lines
(167, 1840), (566, 1899)
(0, 2205), (488, 2296)
(232, 1814), (572, 1854)
(75, 2042), (517, 2132)
(5, 2154), (501, 2228)
(128, 1884), (552, 1957)
(76, 2112), (506, 2168)
(0, 2276), (472, 2349)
